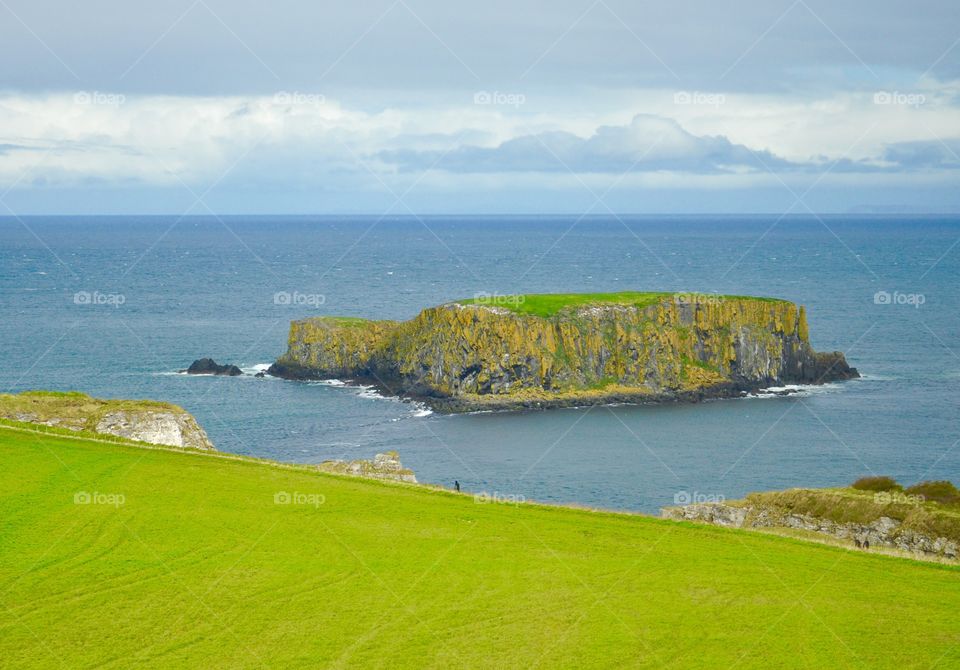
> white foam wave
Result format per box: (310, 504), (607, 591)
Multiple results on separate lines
(410, 405), (433, 417)
(745, 382), (844, 400)
(314, 378), (434, 417)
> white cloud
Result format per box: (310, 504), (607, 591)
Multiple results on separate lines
(0, 87), (957, 204)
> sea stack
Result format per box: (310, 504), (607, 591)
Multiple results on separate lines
(269, 292), (858, 412)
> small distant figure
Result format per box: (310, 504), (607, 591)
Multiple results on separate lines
(864, 539), (870, 550)
(454, 480), (460, 492)
(854, 539), (862, 549)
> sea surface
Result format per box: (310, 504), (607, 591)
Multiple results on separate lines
(2, 215), (958, 513)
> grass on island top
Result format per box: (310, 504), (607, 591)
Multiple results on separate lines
(456, 291), (787, 318)
(310, 315), (382, 327)
(2, 425), (958, 669)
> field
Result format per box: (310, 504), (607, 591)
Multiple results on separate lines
(457, 291), (787, 317)
(1, 424), (958, 669)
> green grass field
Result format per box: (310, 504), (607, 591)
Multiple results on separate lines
(2, 425), (958, 669)
(457, 291), (787, 317)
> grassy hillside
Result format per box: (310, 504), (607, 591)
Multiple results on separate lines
(1, 425), (958, 668)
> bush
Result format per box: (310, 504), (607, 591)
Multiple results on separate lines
(905, 480), (960, 505)
(851, 476), (901, 492)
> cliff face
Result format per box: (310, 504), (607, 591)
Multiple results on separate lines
(0, 391), (215, 450)
(270, 295), (858, 411)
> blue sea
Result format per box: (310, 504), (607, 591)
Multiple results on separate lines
(2, 215), (958, 513)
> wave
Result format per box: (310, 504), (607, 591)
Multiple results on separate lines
(242, 363), (271, 375)
(311, 379), (347, 387)
(744, 382), (845, 400)
(312, 377), (434, 417)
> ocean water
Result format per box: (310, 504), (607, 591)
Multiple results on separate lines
(2, 215), (958, 513)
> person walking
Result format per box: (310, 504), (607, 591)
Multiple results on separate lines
(454, 480), (460, 492)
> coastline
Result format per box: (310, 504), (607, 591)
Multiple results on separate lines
(266, 361), (857, 413)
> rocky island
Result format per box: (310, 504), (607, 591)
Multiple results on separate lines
(268, 292), (858, 412)
(183, 358), (243, 376)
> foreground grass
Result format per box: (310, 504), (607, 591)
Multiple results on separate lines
(1, 427), (958, 669)
(456, 291), (786, 317)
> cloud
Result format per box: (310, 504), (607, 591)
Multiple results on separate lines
(378, 114), (803, 174)
(881, 139), (960, 168)
(0, 91), (958, 215)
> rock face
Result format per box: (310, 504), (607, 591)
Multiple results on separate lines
(95, 410), (214, 450)
(270, 294), (858, 412)
(185, 358), (242, 376)
(663, 496), (958, 561)
(316, 450), (417, 483)
(0, 391), (215, 450)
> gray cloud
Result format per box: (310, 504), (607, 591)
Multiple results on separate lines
(881, 139), (960, 168)
(379, 114), (805, 174)
(379, 115), (960, 176)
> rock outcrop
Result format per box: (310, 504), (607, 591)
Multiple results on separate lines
(316, 450), (417, 483)
(94, 410), (214, 450)
(663, 491), (959, 561)
(184, 358), (242, 376)
(270, 293), (858, 412)
(0, 391), (215, 450)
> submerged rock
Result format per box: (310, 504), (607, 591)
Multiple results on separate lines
(185, 358), (242, 376)
(270, 293), (858, 412)
(317, 450), (417, 483)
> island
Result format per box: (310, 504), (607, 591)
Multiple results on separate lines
(268, 292), (859, 412)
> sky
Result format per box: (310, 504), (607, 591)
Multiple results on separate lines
(0, 0), (958, 214)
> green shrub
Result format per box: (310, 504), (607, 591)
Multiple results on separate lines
(905, 480), (960, 505)
(851, 476), (901, 492)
